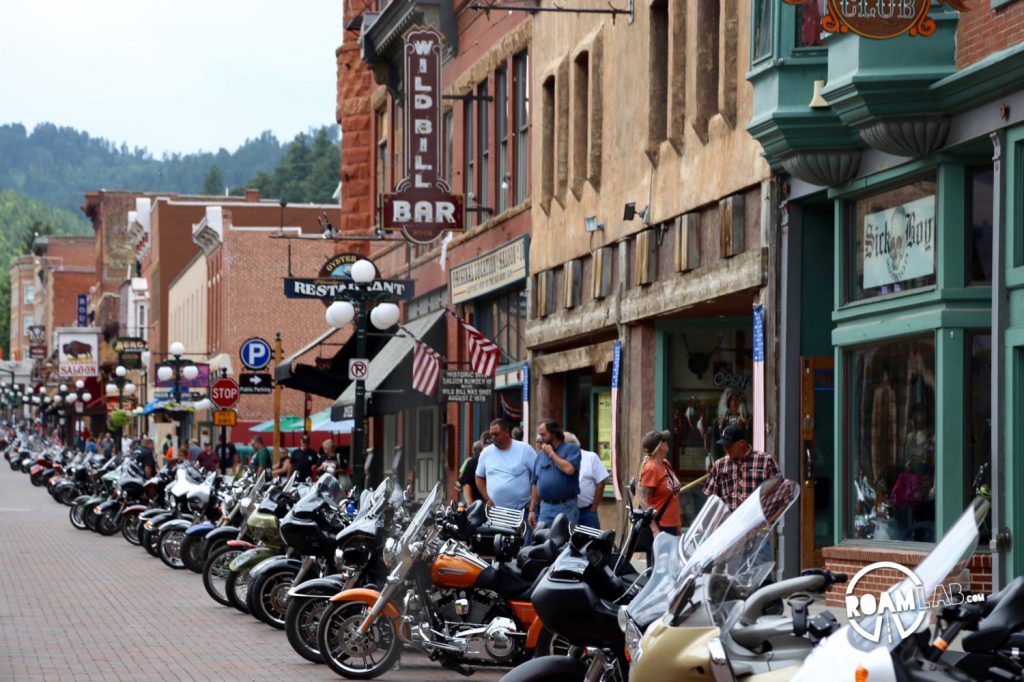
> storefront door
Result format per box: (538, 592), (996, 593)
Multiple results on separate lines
(800, 356), (834, 568)
(413, 406), (438, 501)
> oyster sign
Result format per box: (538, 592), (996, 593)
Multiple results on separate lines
(784, 0), (967, 39)
(381, 27), (464, 243)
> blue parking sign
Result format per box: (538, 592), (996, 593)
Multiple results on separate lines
(240, 337), (272, 370)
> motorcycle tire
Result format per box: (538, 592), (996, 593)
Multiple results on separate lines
(317, 599), (401, 680)
(179, 533), (205, 573)
(226, 567), (253, 614)
(69, 501), (89, 531)
(248, 567), (296, 629)
(30, 472), (43, 487)
(57, 486), (77, 506)
(96, 512), (120, 537)
(121, 515), (142, 545)
(158, 527), (186, 569)
(84, 507), (101, 532)
(203, 545), (242, 607)
(141, 525), (160, 557)
(285, 597), (329, 663)
(534, 627), (574, 658)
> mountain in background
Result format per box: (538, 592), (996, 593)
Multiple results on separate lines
(0, 122), (341, 216)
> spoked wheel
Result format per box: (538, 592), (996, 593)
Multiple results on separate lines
(535, 626), (575, 657)
(69, 501), (88, 530)
(226, 567), (253, 614)
(84, 507), (101, 532)
(158, 528), (186, 569)
(203, 545), (242, 607)
(285, 597), (329, 663)
(317, 600), (401, 680)
(180, 533), (206, 573)
(121, 515), (143, 545)
(249, 569), (296, 629)
(57, 487), (77, 506)
(96, 512), (120, 536)
(142, 525), (161, 557)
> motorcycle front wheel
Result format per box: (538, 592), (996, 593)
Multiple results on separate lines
(249, 567), (296, 629)
(158, 527), (186, 569)
(285, 597), (328, 663)
(179, 532), (205, 573)
(121, 515), (142, 545)
(96, 512), (119, 536)
(317, 600), (400, 679)
(225, 567), (253, 614)
(69, 501), (88, 530)
(203, 545), (242, 607)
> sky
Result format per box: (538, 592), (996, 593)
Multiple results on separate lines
(1, 0), (342, 156)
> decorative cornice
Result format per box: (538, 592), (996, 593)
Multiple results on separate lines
(858, 116), (950, 158)
(781, 150), (862, 187)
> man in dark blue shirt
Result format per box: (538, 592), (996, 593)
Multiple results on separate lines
(528, 419), (582, 527)
(273, 434), (319, 481)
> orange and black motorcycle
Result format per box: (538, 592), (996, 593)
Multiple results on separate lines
(316, 482), (567, 679)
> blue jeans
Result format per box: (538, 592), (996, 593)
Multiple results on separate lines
(538, 498), (579, 527)
(577, 507), (600, 529)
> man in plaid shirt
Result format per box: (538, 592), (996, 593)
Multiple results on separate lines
(704, 425), (781, 511)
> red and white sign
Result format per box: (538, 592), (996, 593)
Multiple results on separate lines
(348, 358), (369, 381)
(210, 378), (240, 408)
(381, 27), (464, 243)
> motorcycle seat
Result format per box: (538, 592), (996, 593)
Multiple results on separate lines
(466, 500), (488, 530)
(547, 514), (570, 547)
(963, 576), (1024, 653)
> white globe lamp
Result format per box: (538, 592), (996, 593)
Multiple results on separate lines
(325, 301), (355, 328)
(182, 365), (199, 381)
(157, 366), (173, 382)
(370, 302), (400, 330)
(170, 341), (186, 357)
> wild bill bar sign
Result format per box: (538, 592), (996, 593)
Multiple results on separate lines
(381, 27), (464, 243)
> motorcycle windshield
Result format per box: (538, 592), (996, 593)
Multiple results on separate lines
(702, 479), (800, 635)
(793, 499), (988, 682)
(626, 494), (727, 628)
(395, 482), (440, 557)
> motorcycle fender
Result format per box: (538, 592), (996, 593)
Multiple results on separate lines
(226, 539), (256, 550)
(629, 623), (718, 680)
(83, 496), (106, 511)
(499, 656), (588, 682)
(524, 612), (545, 649)
(249, 556), (302, 583)
(30, 464), (43, 475)
(72, 494), (92, 506)
(139, 508), (167, 520)
(96, 500), (120, 514)
(204, 526), (240, 546)
(158, 519), (191, 534)
(287, 575), (346, 600)
(122, 505), (149, 517)
(185, 522), (215, 537)
(146, 513), (175, 530)
(229, 547), (277, 572)
(47, 476), (65, 487)
(328, 588), (402, 625)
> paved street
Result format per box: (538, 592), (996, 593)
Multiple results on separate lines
(0, 468), (503, 682)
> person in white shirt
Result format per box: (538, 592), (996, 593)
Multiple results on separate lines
(566, 432), (610, 529)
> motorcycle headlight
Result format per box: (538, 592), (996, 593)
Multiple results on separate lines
(624, 617), (643, 663)
(383, 537), (399, 569)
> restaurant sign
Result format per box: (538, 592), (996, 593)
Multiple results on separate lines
(381, 27), (464, 243)
(862, 194), (935, 289)
(112, 337), (147, 369)
(449, 236), (529, 305)
(784, 0), (966, 39)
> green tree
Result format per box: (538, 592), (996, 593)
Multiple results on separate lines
(202, 165), (225, 195)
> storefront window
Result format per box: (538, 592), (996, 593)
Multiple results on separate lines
(847, 176), (937, 303)
(795, 0), (825, 47)
(846, 335), (935, 542)
(474, 287), (527, 363)
(752, 0), (772, 62)
(966, 332), (992, 547)
(968, 166), (994, 284)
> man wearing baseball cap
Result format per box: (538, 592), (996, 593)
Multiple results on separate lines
(703, 424), (780, 511)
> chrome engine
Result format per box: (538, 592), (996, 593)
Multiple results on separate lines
(405, 589), (525, 664)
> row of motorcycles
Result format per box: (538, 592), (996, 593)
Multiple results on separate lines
(6, 426), (1024, 680)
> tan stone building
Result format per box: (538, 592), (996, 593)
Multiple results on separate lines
(526, 1), (776, 528)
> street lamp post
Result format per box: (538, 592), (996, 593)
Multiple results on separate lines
(106, 365), (134, 450)
(156, 342), (198, 448)
(325, 259), (401, 488)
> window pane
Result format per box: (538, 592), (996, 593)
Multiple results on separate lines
(752, 0), (772, 61)
(478, 82), (489, 215)
(846, 336), (935, 542)
(464, 101), (475, 227)
(496, 68), (508, 214)
(968, 166), (994, 284)
(443, 110), (453, 188)
(966, 333), (992, 547)
(514, 51), (529, 205)
(796, 0), (825, 47)
(847, 176), (937, 303)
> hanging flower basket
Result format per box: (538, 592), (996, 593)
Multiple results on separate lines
(107, 410), (131, 432)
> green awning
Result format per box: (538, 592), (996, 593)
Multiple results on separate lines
(250, 416), (303, 433)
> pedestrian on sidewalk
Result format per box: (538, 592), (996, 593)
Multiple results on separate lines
(529, 419), (581, 527)
(637, 430), (682, 565)
(197, 442), (218, 472)
(215, 434), (237, 475)
(458, 440), (484, 503)
(565, 432), (609, 529)
(187, 439), (202, 461)
(703, 425), (781, 511)
(274, 433), (317, 481)
(249, 436), (273, 478)
(475, 419), (536, 512)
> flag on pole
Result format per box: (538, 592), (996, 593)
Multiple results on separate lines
(752, 304), (765, 452)
(610, 341), (622, 501)
(412, 339), (441, 396)
(459, 319), (501, 377)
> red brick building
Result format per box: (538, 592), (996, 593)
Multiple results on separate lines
(8, 255), (38, 362)
(333, 2), (532, 498)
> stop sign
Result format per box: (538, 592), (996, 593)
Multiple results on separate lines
(210, 378), (240, 408)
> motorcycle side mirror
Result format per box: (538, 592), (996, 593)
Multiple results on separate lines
(628, 478), (637, 498)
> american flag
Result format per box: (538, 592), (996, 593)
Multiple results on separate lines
(752, 304), (765, 452)
(412, 339), (441, 396)
(460, 319), (501, 377)
(500, 393), (522, 420)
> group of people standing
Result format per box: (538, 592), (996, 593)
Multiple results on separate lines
(458, 416), (781, 547)
(457, 418), (611, 529)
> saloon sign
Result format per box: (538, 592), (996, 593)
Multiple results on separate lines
(56, 329), (100, 379)
(381, 27), (464, 243)
(784, 0), (966, 39)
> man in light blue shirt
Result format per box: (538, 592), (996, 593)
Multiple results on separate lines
(475, 418), (537, 511)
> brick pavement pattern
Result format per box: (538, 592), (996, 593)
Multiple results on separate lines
(0, 468), (503, 682)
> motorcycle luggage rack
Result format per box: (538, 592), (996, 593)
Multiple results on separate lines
(486, 506), (525, 530)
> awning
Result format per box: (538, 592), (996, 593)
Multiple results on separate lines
(251, 415), (303, 432)
(308, 408), (353, 433)
(275, 321), (398, 400)
(331, 308), (446, 421)
(142, 398), (170, 416)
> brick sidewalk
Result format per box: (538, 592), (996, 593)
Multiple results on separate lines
(0, 467), (502, 682)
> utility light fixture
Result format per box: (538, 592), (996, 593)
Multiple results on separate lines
(623, 202), (650, 225)
(583, 216), (604, 233)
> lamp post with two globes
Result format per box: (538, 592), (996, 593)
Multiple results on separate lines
(156, 341), (199, 447)
(105, 366), (134, 449)
(324, 258), (401, 487)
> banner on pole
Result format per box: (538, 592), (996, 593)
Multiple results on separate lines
(610, 341), (622, 501)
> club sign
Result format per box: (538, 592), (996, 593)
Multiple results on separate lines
(783, 0), (966, 39)
(381, 27), (464, 243)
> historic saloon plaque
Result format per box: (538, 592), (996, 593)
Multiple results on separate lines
(381, 27), (464, 243)
(440, 371), (494, 403)
(784, 0), (965, 39)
